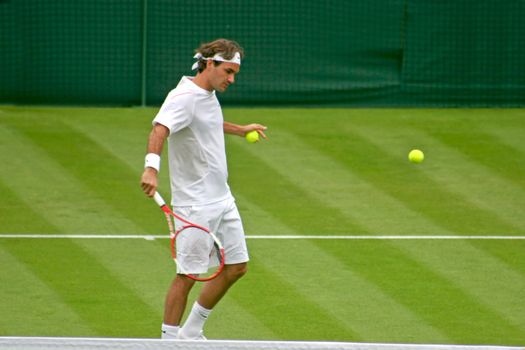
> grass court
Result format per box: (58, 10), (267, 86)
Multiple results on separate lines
(0, 106), (524, 345)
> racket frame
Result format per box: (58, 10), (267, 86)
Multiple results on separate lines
(154, 192), (225, 281)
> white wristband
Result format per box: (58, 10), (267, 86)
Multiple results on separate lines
(145, 153), (160, 172)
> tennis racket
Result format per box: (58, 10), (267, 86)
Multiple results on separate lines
(153, 191), (225, 282)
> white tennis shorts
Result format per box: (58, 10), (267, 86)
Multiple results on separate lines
(173, 197), (249, 274)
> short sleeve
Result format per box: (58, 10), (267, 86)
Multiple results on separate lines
(152, 92), (195, 135)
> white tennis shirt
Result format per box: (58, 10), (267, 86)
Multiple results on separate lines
(153, 76), (233, 206)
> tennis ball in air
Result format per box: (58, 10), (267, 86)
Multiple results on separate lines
(245, 130), (259, 143)
(408, 149), (424, 163)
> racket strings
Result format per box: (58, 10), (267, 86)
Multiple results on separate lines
(163, 212), (176, 238)
(159, 203), (225, 281)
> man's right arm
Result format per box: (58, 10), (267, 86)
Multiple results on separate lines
(140, 123), (170, 197)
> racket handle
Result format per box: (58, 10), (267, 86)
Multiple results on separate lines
(153, 191), (166, 207)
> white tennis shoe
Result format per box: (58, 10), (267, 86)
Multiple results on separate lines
(178, 330), (207, 340)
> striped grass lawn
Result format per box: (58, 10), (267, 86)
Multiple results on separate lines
(0, 106), (524, 345)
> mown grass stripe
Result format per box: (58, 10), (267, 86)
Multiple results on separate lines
(394, 240), (525, 333)
(300, 121), (519, 235)
(207, 296), (280, 340)
(353, 124), (525, 232)
(471, 240), (525, 276)
(489, 127), (525, 156)
(227, 108), (524, 235)
(0, 246), (96, 336)
(1, 239), (160, 337)
(59, 107), (157, 171)
(421, 126), (525, 193)
(230, 129), (454, 236)
(228, 253), (360, 341)
(1, 115), (162, 235)
(228, 142), (369, 235)
(233, 193), (299, 237)
(348, 121), (525, 292)
(0, 180), (59, 234)
(58, 108), (174, 208)
(249, 239), (449, 343)
(321, 239), (525, 345)
(0, 125), (147, 235)
(74, 239), (173, 313)
(342, 118), (525, 333)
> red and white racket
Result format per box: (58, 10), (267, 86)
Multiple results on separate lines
(153, 191), (225, 281)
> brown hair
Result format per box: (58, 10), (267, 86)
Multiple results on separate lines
(194, 38), (244, 73)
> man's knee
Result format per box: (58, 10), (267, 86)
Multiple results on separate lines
(226, 263), (248, 281)
(174, 274), (196, 291)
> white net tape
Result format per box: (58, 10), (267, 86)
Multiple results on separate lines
(0, 338), (522, 350)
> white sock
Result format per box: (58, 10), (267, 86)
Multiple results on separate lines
(161, 323), (179, 339)
(179, 302), (212, 339)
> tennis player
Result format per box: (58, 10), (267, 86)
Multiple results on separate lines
(140, 38), (267, 340)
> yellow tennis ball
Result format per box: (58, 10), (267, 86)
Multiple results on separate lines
(245, 130), (259, 143)
(408, 149), (424, 163)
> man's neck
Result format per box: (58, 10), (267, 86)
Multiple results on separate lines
(191, 73), (213, 92)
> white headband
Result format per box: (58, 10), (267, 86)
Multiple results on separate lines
(191, 52), (241, 70)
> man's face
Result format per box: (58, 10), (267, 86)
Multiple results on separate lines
(206, 61), (240, 92)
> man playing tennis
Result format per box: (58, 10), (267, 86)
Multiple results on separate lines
(140, 38), (267, 340)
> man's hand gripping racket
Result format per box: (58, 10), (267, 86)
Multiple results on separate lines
(153, 192), (225, 281)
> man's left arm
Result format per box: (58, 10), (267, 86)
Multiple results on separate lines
(223, 122), (268, 139)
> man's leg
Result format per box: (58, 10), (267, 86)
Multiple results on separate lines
(178, 263), (247, 339)
(161, 274), (195, 339)
(198, 262), (248, 309)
